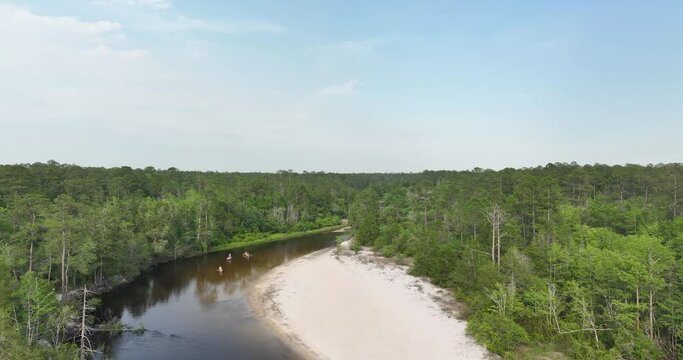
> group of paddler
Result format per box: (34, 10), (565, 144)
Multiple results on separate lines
(217, 251), (253, 273)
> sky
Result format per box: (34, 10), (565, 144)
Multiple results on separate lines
(1, 1), (682, 172)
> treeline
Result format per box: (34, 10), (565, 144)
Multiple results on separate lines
(0, 161), (355, 358)
(1, 161), (682, 359)
(349, 163), (683, 359)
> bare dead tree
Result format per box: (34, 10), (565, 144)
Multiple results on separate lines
(616, 181), (626, 204)
(79, 285), (96, 360)
(548, 283), (609, 345)
(673, 173), (679, 219)
(547, 283), (561, 333)
(487, 204), (506, 268)
(636, 285), (641, 331)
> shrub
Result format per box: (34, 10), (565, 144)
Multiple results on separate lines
(380, 244), (397, 257)
(613, 329), (663, 360)
(350, 239), (362, 253)
(467, 312), (530, 356)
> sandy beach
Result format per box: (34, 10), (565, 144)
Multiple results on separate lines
(249, 241), (491, 360)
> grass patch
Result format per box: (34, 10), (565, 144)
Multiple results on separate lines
(209, 225), (346, 252)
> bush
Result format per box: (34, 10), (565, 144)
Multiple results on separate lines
(314, 215), (341, 228)
(350, 239), (361, 253)
(380, 244), (397, 257)
(467, 312), (530, 356)
(613, 329), (663, 360)
(567, 338), (620, 360)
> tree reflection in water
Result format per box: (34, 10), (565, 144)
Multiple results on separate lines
(94, 232), (336, 359)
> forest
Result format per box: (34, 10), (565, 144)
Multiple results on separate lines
(0, 161), (681, 359)
(350, 162), (683, 359)
(0, 161), (353, 358)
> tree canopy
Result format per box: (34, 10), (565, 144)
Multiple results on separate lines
(0, 161), (682, 358)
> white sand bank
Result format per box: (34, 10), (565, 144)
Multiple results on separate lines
(249, 241), (492, 360)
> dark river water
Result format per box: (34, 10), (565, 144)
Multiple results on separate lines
(94, 232), (337, 360)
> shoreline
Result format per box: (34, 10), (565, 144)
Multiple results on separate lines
(248, 241), (492, 360)
(248, 248), (332, 360)
(208, 225), (347, 253)
(88, 225), (345, 299)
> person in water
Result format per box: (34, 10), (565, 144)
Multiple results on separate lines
(217, 266), (223, 273)
(242, 251), (251, 259)
(226, 253), (232, 261)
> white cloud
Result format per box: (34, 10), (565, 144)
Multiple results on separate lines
(0, 4), (122, 34)
(134, 15), (285, 34)
(317, 80), (360, 96)
(119, 48), (148, 60)
(94, 0), (172, 10)
(314, 35), (421, 57)
(0, 5), (142, 73)
(87, 45), (149, 60)
(0, 4), (150, 74)
(90, 1), (284, 34)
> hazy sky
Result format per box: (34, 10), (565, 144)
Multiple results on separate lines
(1, 1), (682, 172)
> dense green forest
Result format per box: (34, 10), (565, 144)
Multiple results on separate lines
(350, 163), (683, 359)
(0, 161), (353, 358)
(1, 161), (682, 359)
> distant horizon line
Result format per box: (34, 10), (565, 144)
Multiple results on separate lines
(1, 159), (681, 175)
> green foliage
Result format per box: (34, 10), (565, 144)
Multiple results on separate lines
(345, 163), (683, 358)
(0, 307), (78, 360)
(468, 312), (530, 355)
(349, 188), (380, 245)
(14, 272), (59, 345)
(0, 162), (355, 354)
(350, 238), (362, 252)
(0, 162), (682, 357)
(612, 328), (663, 360)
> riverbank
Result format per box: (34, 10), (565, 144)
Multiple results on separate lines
(84, 225), (345, 300)
(209, 224), (346, 252)
(249, 241), (492, 360)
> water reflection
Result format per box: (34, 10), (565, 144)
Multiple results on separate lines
(95, 232), (336, 360)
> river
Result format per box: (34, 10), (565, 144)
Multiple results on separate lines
(94, 232), (338, 359)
